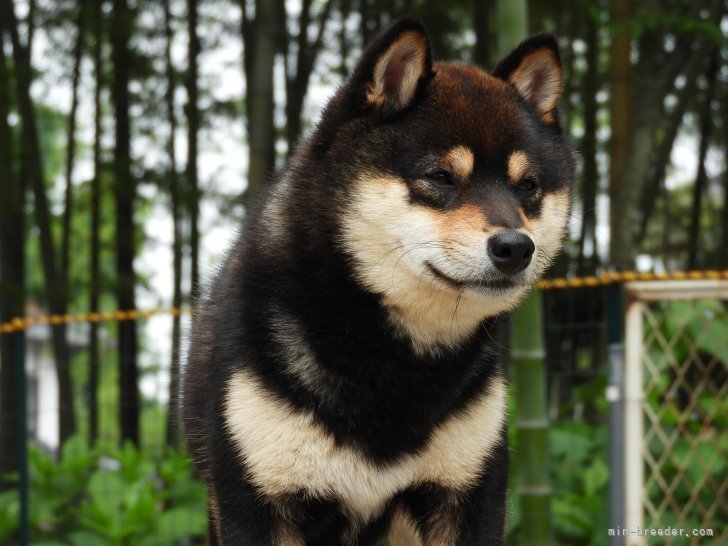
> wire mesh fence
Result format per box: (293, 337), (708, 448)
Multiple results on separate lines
(624, 281), (728, 546)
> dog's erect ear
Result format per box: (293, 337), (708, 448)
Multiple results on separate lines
(493, 34), (563, 125)
(352, 19), (432, 115)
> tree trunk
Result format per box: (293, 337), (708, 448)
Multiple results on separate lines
(110, 0), (139, 446)
(577, 10), (598, 274)
(472, 0), (494, 68)
(285, 0), (334, 151)
(338, 0), (352, 77)
(0, 12), (25, 491)
(62, 0), (87, 284)
(495, 0), (526, 56)
(244, 0), (277, 197)
(3, 0), (77, 444)
(722, 103), (728, 269)
(186, 0), (200, 306)
(26, 0), (35, 57)
(360, 0), (372, 45)
(241, 0), (253, 130)
(88, 0), (104, 446)
(555, 6), (574, 134)
(164, 0), (183, 448)
(687, 50), (718, 270)
(608, 0), (631, 269)
(721, 170), (728, 269)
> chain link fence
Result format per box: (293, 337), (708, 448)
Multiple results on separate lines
(624, 281), (728, 546)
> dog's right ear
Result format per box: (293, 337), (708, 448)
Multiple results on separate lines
(492, 34), (563, 125)
(350, 19), (432, 115)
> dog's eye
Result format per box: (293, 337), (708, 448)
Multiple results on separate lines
(517, 177), (539, 193)
(423, 170), (455, 187)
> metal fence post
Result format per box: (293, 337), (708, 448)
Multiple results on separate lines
(607, 283), (625, 546)
(624, 299), (645, 546)
(16, 331), (29, 546)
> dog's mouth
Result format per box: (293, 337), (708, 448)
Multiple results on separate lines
(425, 262), (523, 293)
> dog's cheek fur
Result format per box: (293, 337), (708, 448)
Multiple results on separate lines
(339, 174), (530, 353)
(528, 189), (571, 274)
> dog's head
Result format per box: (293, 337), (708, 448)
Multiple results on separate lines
(305, 19), (575, 352)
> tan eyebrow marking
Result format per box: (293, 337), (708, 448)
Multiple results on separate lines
(444, 146), (474, 181)
(507, 151), (532, 183)
(519, 208), (533, 230)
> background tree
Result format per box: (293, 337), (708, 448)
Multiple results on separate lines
(576, 5), (599, 275)
(687, 48), (720, 269)
(87, 0), (105, 446)
(186, 0), (201, 307)
(110, 0), (139, 446)
(61, 1), (87, 293)
(2, 0), (77, 444)
(242, 0), (278, 197)
(283, 0), (334, 151)
(164, 0), (183, 448)
(0, 9), (25, 491)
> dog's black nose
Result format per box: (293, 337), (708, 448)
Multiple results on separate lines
(487, 231), (535, 275)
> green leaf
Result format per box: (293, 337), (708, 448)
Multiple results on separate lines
(123, 481), (156, 532)
(583, 458), (609, 497)
(553, 495), (594, 538)
(67, 531), (115, 546)
(155, 507), (207, 540)
(60, 436), (96, 476)
(0, 489), (19, 538)
(87, 470), (125, 516)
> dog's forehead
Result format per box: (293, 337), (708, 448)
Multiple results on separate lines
(425, 63), (527, 156)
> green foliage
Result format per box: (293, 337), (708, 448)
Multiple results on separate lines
(626, 7), (725, 44)
(550, 421), (609, 545)
(0, 436), (207, 545)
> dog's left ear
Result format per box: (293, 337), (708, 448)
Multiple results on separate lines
(493, 34), (563, 125)
(352, 18), (433, 115)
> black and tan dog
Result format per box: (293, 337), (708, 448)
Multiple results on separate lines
(184, 18), (574, 546)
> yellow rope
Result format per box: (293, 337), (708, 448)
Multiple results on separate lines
(2, 270), (728, 334)
(0, 307), (193, 335)
(537, 269), (728, 290)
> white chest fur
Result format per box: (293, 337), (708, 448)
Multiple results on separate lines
(223, 368), (506, 521)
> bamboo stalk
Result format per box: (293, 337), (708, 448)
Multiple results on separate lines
(495, 2), (552, 542)
(511, 291), (552, 546)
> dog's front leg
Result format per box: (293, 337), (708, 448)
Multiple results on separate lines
(452, 432), (509, 546)
(209, 473), (279, 545)
(396, 433), (509, 546)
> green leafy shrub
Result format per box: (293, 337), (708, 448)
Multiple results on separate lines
(0, 436), (207, 545)
(550, 420), (609, 546)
